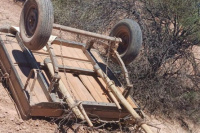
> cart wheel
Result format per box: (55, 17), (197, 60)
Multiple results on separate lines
(20, 0), (54, 50)
(110, 19), (142, 65)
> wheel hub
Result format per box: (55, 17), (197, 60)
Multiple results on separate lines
(25, 6), (38, 37)
(117, 32), (129, 55)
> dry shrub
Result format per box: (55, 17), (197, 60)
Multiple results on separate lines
(53, 0), (200, 124)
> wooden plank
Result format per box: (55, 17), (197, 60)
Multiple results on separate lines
(1, 36), (50, 104)
(65, 47), (103, 102)
(54, 45), (99, 101)
(68, 47), (110, 103)
(33, 54), (44, 63)
(78, 75), (104, 102)
(14, 64), (49, 104)
(57, 57), (79, 68)
(59, 72), (82, 100)
(47, 45), (95, 102)
(78, 62), (110, 103)
(60, 72), (95, 101)
(91, 49), (138, 108)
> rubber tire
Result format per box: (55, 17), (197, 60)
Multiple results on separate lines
(20, 0), (54, 50)
(110, 19), (142, 65)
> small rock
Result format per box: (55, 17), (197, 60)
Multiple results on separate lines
(22, 126), (26, 129)
(35, 121), (39, 126)
(0, 114), (5, 118)
(16, 119), (24, 125)
(15, 126), (21, 131)
(10, 117), (15, 121)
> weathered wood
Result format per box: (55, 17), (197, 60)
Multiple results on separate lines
(53, 23), (122, 43)
(90, 50), (138, 108)
(45, 60), (85, 120)
(94, 65), (153, 133)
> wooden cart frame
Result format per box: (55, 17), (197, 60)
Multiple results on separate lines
(0, 24), (152, 133)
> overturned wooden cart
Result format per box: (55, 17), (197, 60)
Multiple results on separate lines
(0, 0), (153, 133)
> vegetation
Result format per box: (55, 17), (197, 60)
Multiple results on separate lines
(53, 0), (200, 126)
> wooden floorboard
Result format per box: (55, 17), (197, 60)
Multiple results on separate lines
(31, 44), (137, 106)
(2, 36), (50, 104)
(91, 49), (138, 108)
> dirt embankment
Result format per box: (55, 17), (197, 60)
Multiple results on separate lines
(0, 0), (57, 133)
(0, 0), (199, 133)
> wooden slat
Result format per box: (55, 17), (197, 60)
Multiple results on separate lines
(51, 45), (95, 102)
(33, 54), (44, 63)
(1, 35), (49, 104)
(56, 59), (91, 101)
(91, 49), (138, 108)
(68, 47), (110, 103)
(65, 47), (104, 102)
(78, 61), (110, 102)
(56, 45), (103, 102)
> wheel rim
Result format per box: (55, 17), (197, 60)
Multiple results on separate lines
(25, 4), (38, 37)
(115, 27), (130, 55)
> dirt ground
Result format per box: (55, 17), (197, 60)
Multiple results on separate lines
(0, 0), (199, 133)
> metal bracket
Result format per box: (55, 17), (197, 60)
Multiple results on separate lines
(46, 42), (59, 73)
(48, 73), (60, 93)
(24, 69), (39, 92)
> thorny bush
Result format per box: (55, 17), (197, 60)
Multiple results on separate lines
(54, 0), (200, 125)
(52, 0), (200, 125)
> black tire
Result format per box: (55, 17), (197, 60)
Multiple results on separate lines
(20, 0), (54, 50)
(110, 19), (142, 65)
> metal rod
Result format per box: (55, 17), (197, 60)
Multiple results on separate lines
(58, 65), (96, 76)
(53, 38), (86, 48)
(53, 24), (122, 43)
(24, 69), (38, 92)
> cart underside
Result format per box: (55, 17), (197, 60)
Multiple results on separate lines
(0, 32), (139, 121)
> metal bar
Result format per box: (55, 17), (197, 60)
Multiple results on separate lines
(53, 24), (122, 43)
(58, 65), (96, 76)
(24, 69), (38, 92)
(53, 38), (85, 48)
(48, 73), (60, 93)
(0, 26), (18, 35)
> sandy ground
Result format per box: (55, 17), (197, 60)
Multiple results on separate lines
(0, 0), (57, 132)
(0, 0), (199, 133)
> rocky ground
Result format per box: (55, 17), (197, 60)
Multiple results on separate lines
(0, 0), (199, 133)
